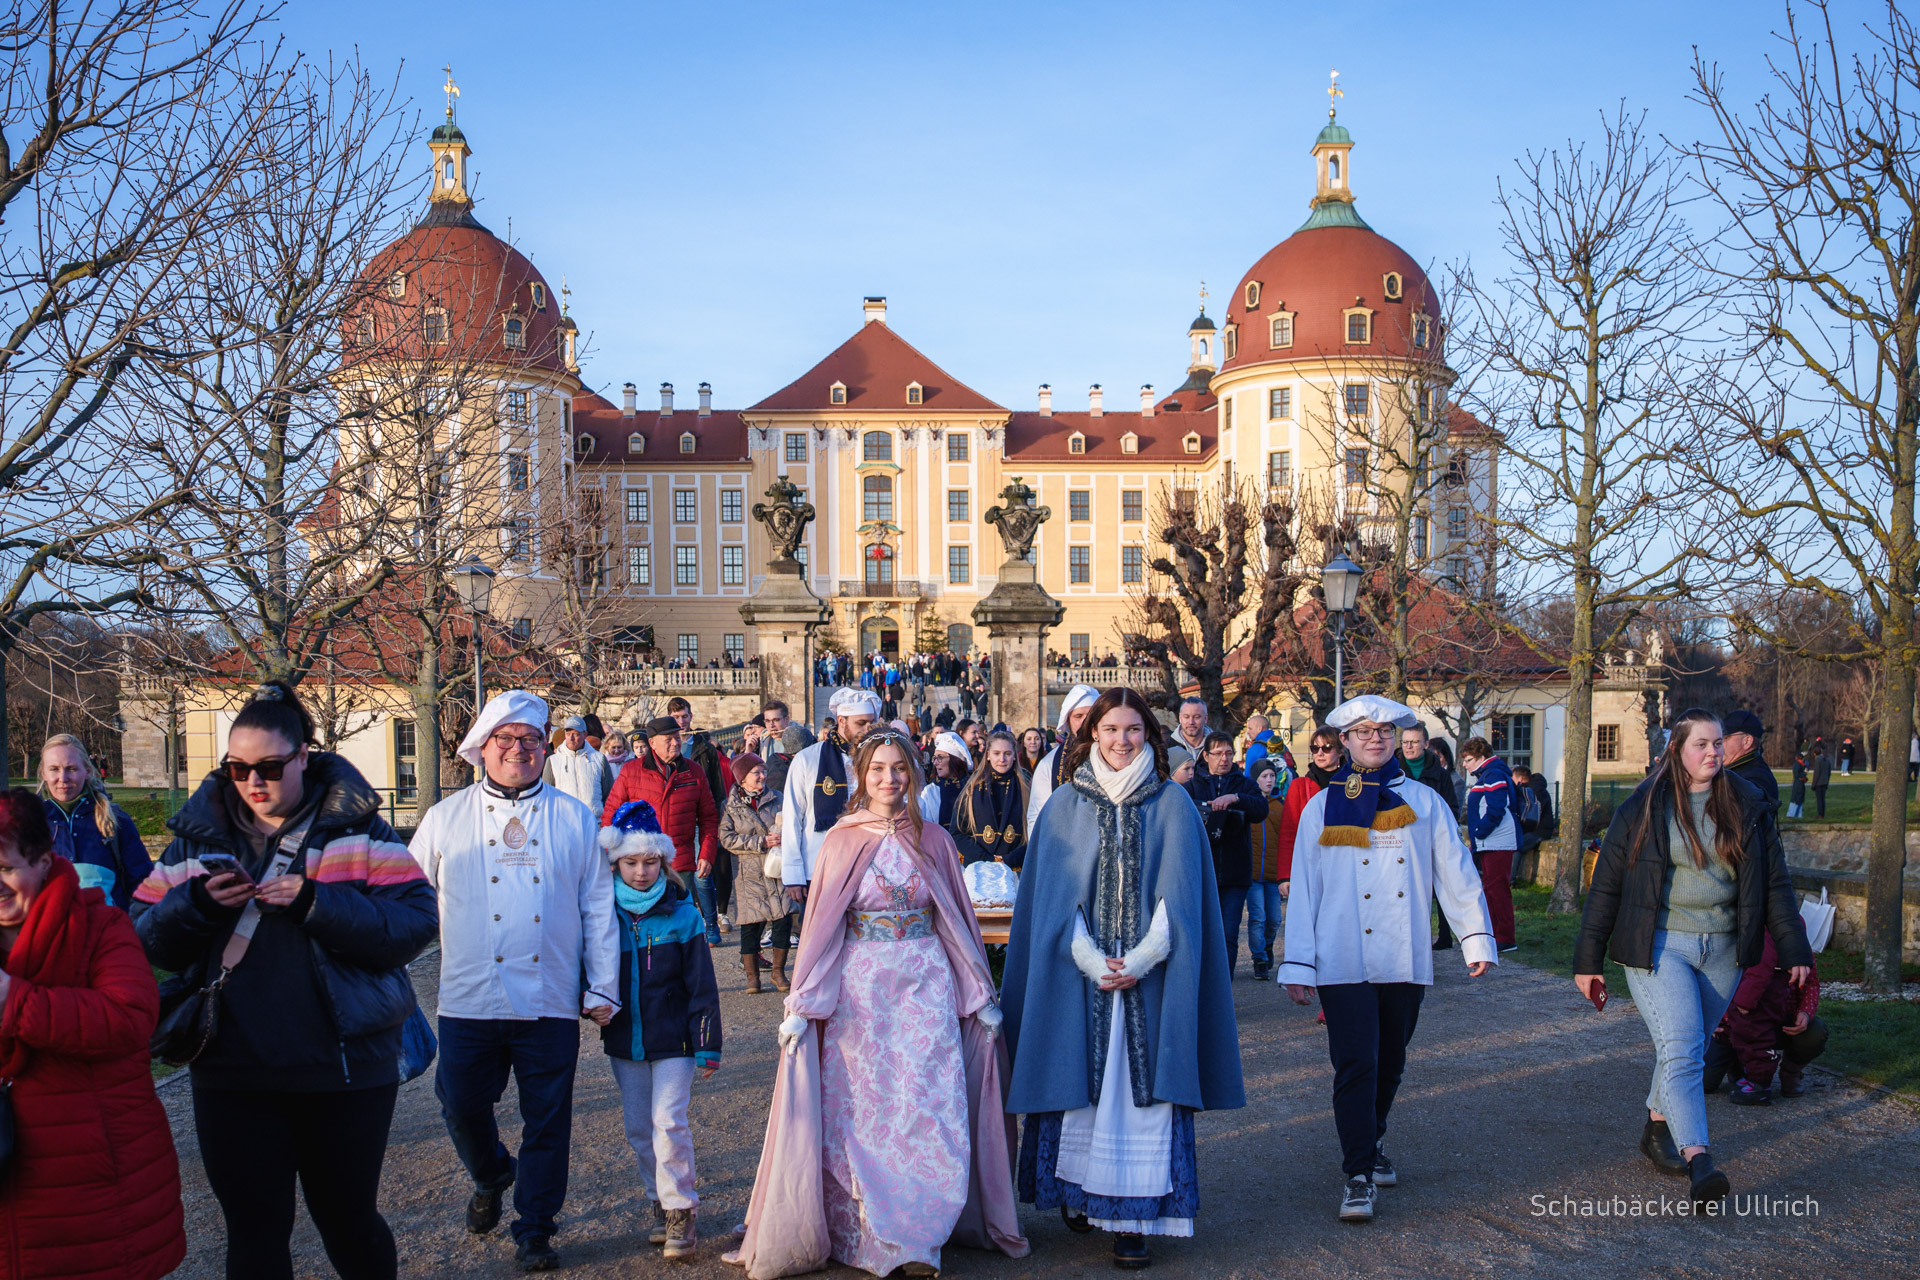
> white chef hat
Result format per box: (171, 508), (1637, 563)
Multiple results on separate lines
(933, 731), (973, 770)
(1326, 694), (1421, 732)
(1057, 684), (1100, 733)
(828, 687), (882, 718)
(458, 689), (552, 767)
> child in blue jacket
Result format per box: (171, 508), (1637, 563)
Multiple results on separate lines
(598, 801), (721, 1259)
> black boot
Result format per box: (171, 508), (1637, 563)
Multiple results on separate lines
(1113, 1233), (1150, 1269)
(1639, 1118), (1689, 1178)
(1688, 1151), (1730, 1203)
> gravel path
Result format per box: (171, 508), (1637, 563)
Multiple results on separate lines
(158, 940), (1920, 1278)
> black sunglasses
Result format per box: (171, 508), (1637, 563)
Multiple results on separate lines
(221, 754), (300, 782)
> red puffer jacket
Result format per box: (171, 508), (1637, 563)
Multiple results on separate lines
(0, 857), (184, 1280)
(603, 753), (720, 873)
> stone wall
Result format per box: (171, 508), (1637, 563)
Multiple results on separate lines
(1775, 825), (1918, 960)
(1779, 824), (1920, 882)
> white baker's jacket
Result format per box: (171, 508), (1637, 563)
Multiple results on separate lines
(778, 739), (853, 887)
(1279, 775), (1497, 987)
(545, 742), (611, 816)
(410, 780), (620, 1021)
(1025, 746), (1062, 834)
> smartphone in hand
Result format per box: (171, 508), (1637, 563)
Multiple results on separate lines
(198, 854), (252, 883)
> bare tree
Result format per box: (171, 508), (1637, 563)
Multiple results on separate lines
(0, 1), (280, 774)
(133, 53), (421, 686)
(1454, 106), (1712, 913)
(1681, 0), (1920, 988)
(1123, 474), (1309, 734)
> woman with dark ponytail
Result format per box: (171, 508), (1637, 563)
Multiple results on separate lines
(133, 681), (438, 1280)
(1574, 708), (1810, 1207)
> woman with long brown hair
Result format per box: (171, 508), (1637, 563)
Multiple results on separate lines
(1574, 708), (1810, 1206)
(952, 729), (1030, 867)
(729, 729), (1026, 1277)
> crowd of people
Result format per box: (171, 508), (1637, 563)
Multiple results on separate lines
(0, 674), (1822, 1279)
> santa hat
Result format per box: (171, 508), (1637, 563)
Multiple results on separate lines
(598, 800), (677, 864)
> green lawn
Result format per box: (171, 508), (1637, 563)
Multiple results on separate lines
(1504, 884), (1920, 1096)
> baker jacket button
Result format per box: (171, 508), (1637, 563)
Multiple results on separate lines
(1362, 859), (1369, 865)
(490, 875), (499, 883)
(1398, 857), (1405, 863)
(533, 876), (540, 883)
(534, 915), (541, 923)
(532, 839), (539, 847)
(487, 805), (494, 812)
(1398, 891), (1405, 897)
(1365, 928), (1372, 934)
(1364, 893), (1371, 899)
(488, 839), (496, 847)
(533, 955), (540, 962)
(494, 956), (503, 963)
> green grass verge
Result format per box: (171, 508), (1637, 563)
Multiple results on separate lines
(1504, 883), (1920, 1095)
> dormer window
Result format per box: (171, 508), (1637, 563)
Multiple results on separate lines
(355, 312), (375, 346)
(905, 381), (923, 405)
(1244, 280), (1261, 309)
(387, 271), (406, 299)
(530, 282), (547, 310)
(503, 315), (526, 351)
(576, 433), (593, 455)
(1344, 309), (1372, 344)
(1384, 272), (1403, 301)
(1182, 432), (1202, 455)
(423, 307), (448, 344)
(679, 433), (696, 454)
(1412, 313), (1431, 349)
(1270, 313), (1294, 349)
(1068, 432), (1086, 455)
(829, 381), (847, 405)
(628, 432), (646, 453)
(1224, 324), (1238, 359)
(1120, 432), (1139, 455)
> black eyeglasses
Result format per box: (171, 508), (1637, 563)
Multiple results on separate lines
(221, 754), (299, 782)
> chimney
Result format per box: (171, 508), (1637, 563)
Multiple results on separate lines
(698, 382), (712, 416)
(1088, 384), (1103, 417)
(863, 296), (887, 325)
(1140, 384), (1155, 417)
(621, 382), (637, 417)
(659, 382), (674, 414)
(1038, 383), (1053, 416)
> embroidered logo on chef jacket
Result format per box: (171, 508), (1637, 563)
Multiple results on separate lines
(503, 817), (529, 850)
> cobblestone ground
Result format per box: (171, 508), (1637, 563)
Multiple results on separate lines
(159, 938), (1920, 1279)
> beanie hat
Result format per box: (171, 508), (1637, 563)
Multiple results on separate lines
(598, 800), (677, 864)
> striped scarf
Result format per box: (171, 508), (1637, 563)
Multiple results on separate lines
(1319, 755), (1417, 847)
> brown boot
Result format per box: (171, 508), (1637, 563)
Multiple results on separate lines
(741, 951), (762, 994)
(767, 948), (790, 992)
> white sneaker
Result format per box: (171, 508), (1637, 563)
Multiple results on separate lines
(717, 914), (731, 932)
(1371, 1141), (1397, 1186)
(1339, 1175), (1376, 1222)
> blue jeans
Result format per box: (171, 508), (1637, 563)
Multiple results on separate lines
(1218, 885), (1249, 977)
(1245, 881), (1284, 968)
(1621, 929), (1739, 1150)
(435, 1017), (581, 1245)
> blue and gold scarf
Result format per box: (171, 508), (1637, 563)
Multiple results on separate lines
(1320, 755), (1417, 847)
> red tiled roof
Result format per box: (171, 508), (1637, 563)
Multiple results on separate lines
(1004, 408), (1218, 462)
(1220, 226), (1437, 374)
(572, 389), (749, 463)
(1447, 404), (1502, 439)
(747, 321), (1005, 413)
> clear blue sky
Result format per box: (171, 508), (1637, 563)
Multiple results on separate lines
(279, 0), (1826, 410)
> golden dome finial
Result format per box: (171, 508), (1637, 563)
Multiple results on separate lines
(1328, 68), (1342, 119)
(442, 64), (460, 123)
(1198, 280), (1208, 315)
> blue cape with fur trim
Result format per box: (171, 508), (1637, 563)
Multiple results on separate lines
(1001, 762), (1245, 1114)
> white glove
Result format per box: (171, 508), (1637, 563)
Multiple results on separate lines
(777, 1013), (807, 1056)
(976, 1003), (1003, 1040)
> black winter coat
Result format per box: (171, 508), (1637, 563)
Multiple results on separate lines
(1184, 767), (1268, 889)
(1573, 772), (1811, 976)
(1726, 750), (1780, 809)
(133, 753), (439, 1092)
(1404, 752), (1457, 818)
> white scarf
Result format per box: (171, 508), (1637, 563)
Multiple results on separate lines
(1090, 745), (1157, 804)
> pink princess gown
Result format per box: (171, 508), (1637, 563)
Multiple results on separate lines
(818, 834), (971, 1274)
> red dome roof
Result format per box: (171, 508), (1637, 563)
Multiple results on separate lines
(345, 210), (567, 373)
(1219, 225), (1437, 373)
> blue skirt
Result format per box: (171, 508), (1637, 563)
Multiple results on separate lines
(1017, 1107), (1199, 1222)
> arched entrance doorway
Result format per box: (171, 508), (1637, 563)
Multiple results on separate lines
(860, 615), (901, 660)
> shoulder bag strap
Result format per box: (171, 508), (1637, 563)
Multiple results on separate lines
(216, 808), (323, 973)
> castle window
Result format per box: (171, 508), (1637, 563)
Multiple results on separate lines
(1069, 490), (1090, 522)
(948, 432), (969, 462)
(626, 488), (649, 523)
(674, 489), (696, 522)
(505, 452), (528, 492)
(355, 312), (375, 345)
(948, 546), (970, 586)
(1344, 383), (1370, 417)
(1448, 506), (1468, 538)
(388, 271), (406, 299)
(1244, 280), (1261, 309)
(442, 156), (455, 186)
(1447, 453), (1469, 487)
(1412, 313), (1431, 349)
(577, 433), (593, 456)
(423, 307), (448, 344)
(1270, 314), (1293, 348)
(675, 546), (698, 586)
(1122, 546), (1144, 583)
(722, 544), (745, 585)
(1269, 450), (1292, 490)
(1069, 546), (1091, 584)
(1120, 432), (1139, 454)
(1329, 154), (1342, 185)
(1384, 272), (1403, 301)
(503, 315), (526, 350)
(863, 474), (893, 522)
(1182, 432), (1202, 455)
(1345, 447), (1370, 486)
(948, 489), (968, 522)
(679, 432), (696, 454)
(1346, 312), (1371, 344)
(1269, 387), (1292, 419)
(627, 546), (651, 586)
(506, 518), (531, 561)
(785, 432), (808, 462)
(829, 381), (847, 405)
(505, 389), (530, 423)
(628, 432), (645, 453)
(721, 489), (743, 523)
(863, 430), (891, 462)
(1068, 433), (1086, 455)
(1122, 490), (1143, 522)
(906, 381), (923, 405)
(1224, 398), (1234, 431)
(1224, 325), (1238, 359)
(530, 282), (547, 310)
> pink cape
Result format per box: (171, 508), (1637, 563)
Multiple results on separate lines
(733, 811), (1030, 1277)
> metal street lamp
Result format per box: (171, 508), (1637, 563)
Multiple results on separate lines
(454, 557), (495, 711)
(1320, 549), (1363, 706)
